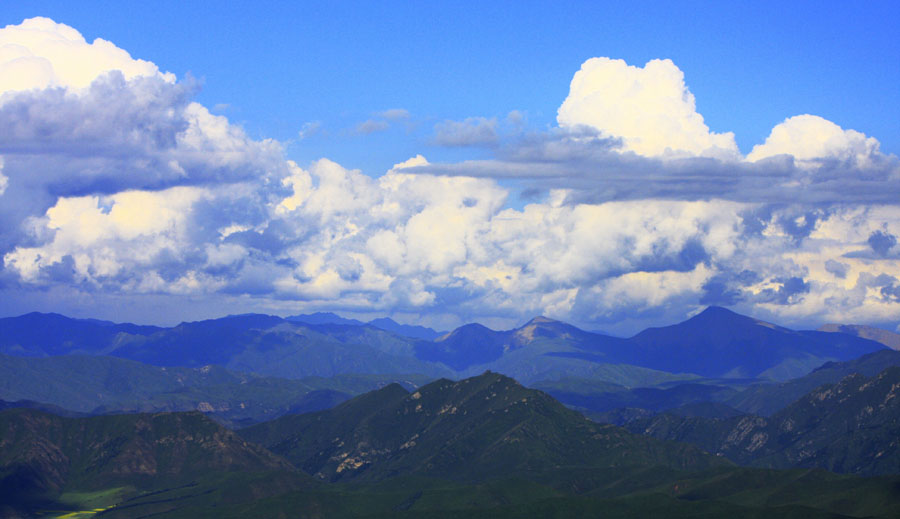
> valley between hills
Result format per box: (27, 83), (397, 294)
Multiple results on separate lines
(2, 306), (900, 518)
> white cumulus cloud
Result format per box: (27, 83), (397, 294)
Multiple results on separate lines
(747, 114), (883, 167)
(0, 17), (173, 95)
(1, 21), (899, 333)
(0, 17), (290, 260)
(557, 57), (739, 159)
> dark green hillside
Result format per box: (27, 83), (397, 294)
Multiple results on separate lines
(590, 402), (745, 426)
(2, 380), (899, 518)
(625, 366), (900, 476)
(0, 408), (308, 516)
(76, 465), (900, 519)
(535, 377), (741, 414)
(93, 466), (900, 519)
(241, 371), (728, 483)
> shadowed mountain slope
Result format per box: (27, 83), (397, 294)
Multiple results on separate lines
(107, 316), (447, 379)
(0, 312), (162, 357)
(727, 349), (900, 415)
(625, 307), (884, 379)
(0, 353), (431, 427)
(624, 366), (900, 476)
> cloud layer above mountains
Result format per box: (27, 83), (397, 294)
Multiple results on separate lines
(1, 17), (899, 333)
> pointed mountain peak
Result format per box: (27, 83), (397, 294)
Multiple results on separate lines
(674, 307), (791, 335)
(695, 306), (741, 319)
(512, 316), (584, 345)
(435, 322), (497, 342)
(688, 306), (775, 327)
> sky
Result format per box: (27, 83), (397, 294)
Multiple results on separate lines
(0, 2), (898, 334)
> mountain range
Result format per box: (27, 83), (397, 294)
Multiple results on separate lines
(0, 352), (431, 428)
(3, 371), (900, 518)
(240, 371), (725, 483)
(0, 307), (888, 386)
(3, 306), (900, 516)
(286, 312), (445, 340)
(542, 348), (900, 419)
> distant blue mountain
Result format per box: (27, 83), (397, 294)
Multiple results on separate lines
(0, 306), (887, 384)
(367, 317), (443, 341)
(416, 323), (508, 370)
(285, 312), (366, 327)
(413, 308), (886, 381)
(625, 306), (885, 379)
(0, 312), (163, 357)
(287, 312), (443, 340)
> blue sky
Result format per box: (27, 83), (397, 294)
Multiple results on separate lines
(5, 1), (897, 173)
(0, 2), (899, 333)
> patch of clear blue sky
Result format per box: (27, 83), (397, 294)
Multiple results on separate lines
(4, 0), (899, 179)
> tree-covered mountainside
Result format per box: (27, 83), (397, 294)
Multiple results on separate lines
(0, 408), (311, 517)
(727, 349), (900, 415)
(623, 366), (900, 476)
(241, 371), (730, 482)
(3, 373), (900, 518)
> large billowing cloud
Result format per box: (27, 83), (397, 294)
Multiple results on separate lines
(557, 58), (739, 159)
(0, 17), (288, 254)
(1, 18), (899, 333)
(413, 58), (898, 205)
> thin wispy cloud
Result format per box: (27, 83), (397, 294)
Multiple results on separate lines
(432, 117), (499, 147)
